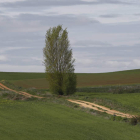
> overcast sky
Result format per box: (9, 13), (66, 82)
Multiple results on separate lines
(0, 0), (140, 73)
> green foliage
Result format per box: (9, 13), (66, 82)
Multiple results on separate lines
(62, 73), (77, 95)
(43, 25), (76, 95)
(130, 117), (138, 125)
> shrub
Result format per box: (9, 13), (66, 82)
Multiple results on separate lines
(74, 104), (79, 108)
(130, 117), (138, 125)
(129, 116), (140, 125)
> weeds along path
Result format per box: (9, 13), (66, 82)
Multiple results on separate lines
(68, 99), (135, 118)
(0, 83), (43, 99)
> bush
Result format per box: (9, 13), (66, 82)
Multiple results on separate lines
(130, 117), (138, 125)
(129, 116), (140, 125)
(73, 104), (79, 108)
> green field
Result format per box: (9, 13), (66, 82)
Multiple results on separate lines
(1, 69), (140, 89)
(0, 98), (140, 140)
(1, 69), (140, 139)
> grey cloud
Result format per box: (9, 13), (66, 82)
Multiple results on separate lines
(73, 44), (140, 72)
(0, 47), (32, 54)
(0, 0), (140, 73)
(73, 40), (112, 47)
(0, 46), (43, 65)
(4, 42), (138, 71)
(0, 55), (7, 62)
(80, 21), (140, 34)
(0, 13), (100, 50)
(100, 14), (120, 18)
(0, 13), (99, 34)
(0, 32), (45, 48)
(134, 13), (140, 16)
(0, 0), (132, 8)
(0, 64), (44, 72)
(17, 13), (100, 25)
(73, 44), (140, 59)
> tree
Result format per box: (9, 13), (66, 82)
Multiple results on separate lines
(43, 25), (76, 95)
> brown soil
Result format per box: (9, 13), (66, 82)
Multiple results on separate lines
(68, 99), (135, 118)
(0, 83), (43, 99)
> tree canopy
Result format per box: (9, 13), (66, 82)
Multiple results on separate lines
(43, 25), (76, 95)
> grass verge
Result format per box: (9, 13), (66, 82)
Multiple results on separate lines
(0, 97), (140, 140)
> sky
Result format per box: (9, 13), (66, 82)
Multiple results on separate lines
(0, 0), (140, 73)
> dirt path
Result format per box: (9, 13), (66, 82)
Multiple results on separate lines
(68, 99), (135, 118)
(0, 82), (136, 118)
(0, 83), (43, 99)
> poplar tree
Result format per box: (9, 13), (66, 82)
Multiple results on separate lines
(43, 25), (76, 95)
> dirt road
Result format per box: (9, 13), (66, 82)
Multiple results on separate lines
(68, 99), (135, 118)
(0, 83), (43, 99)
(0, 82), (136, 118)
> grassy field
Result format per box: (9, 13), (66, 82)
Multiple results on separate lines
(1, 69), (140, 89)
(1, 69), (140, 139)
(0, 72), (45, 80)
(0, 98), (140, 140)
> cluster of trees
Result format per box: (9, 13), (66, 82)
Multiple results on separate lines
(43, 25), (76, 95)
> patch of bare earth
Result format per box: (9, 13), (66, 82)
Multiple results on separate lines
(68, 99), (135, 118)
